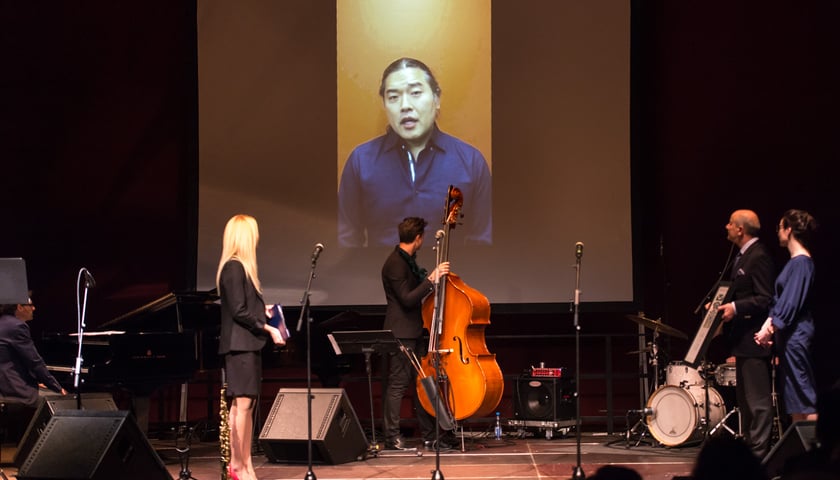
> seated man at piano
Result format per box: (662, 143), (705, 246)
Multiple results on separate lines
(0, 297), (66, 437)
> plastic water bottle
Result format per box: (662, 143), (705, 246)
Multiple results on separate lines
(494, 411), (502, 440)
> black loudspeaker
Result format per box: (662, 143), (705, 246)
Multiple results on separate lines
(762, 420), (818, 478)
(259, 387), (367, 465)
(15, 393), (118, 466)
(513, 375), (576, 421)
(16, 410), (170, 480)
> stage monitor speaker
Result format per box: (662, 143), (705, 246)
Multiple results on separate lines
(513, 375), (576, 422)
(15, 392), (118, 466)
(259, 387), (367, 465)
(762, 420), (818, 479)
(16, 409), (170, 480)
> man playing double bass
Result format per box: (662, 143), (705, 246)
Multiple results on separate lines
(381, 216), (456, 451)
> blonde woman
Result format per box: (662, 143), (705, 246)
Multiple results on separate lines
(217, 214), (285, 480)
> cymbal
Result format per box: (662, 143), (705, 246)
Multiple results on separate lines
(625, 314), (688, 339)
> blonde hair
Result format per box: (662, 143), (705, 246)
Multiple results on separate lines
(216, 214), (262, 294)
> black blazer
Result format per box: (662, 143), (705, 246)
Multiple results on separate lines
(381, 247), (434, 339)
(0, 314), (63, 406)
(217, 260), (269, 355)
(723, 241), (775, 357)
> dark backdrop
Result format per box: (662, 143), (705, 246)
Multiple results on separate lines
(3, 1), (838, 410)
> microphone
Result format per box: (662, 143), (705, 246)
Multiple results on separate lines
(629, 407), (654, 416)
(575, 242), (584, 259)
(82, 268), (96, 288)
(311, 243), (324, 263)
(435, 230), (445, 240)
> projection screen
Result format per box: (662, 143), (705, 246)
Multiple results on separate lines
(197, 0), (632, 308)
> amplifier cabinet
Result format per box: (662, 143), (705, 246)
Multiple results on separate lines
(513, 374), (576, 422)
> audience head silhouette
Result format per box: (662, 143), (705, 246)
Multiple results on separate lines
(691, 436), (768, 480)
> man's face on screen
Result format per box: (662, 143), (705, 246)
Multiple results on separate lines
(382, 67), (440, 149)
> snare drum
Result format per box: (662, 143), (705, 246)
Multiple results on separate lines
(646, 385), (726, 446)
(714, 362), (736, 387)
(665, 361), (704, 387)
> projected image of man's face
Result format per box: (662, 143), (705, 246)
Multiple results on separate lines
(382, 67), (440, 149)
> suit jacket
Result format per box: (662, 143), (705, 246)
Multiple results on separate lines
(217, 260), (269, 355)
(723, 240), (775, 357)
(381, 246), (434, 339)
(0, 313), (63, 406)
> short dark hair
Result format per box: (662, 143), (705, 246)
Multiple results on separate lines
(1, 304), (18, 315)
(398, 217), (427, 243)
(379, 57), (442, 98)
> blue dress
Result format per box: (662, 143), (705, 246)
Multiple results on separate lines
(769, 255), (817, 414)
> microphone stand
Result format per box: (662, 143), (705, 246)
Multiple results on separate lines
(73, 268), (94, 410)
(692, 243), (735, 316)
(571, 247), (585, 480)
(296, 256), (319, 480)
(430, 233), (446, 480)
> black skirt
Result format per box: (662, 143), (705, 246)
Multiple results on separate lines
(225, 351), (262, 398)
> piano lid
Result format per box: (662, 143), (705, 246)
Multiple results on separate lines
(97, 290), (220, 332)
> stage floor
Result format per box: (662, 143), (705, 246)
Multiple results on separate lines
(4, 431), (699, 480)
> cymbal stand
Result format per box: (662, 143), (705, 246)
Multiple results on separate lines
(175, 424), (199, 480)
(626, 329), (659, 448)
(770, 355), (783, 444)
(701, 362), (713, 440)
(650, 331), (661, 392)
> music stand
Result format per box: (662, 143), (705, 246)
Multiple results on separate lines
(0, 257), (29, 304)
(327, 330), (402, 456)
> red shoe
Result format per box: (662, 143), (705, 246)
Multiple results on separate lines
(229, 466), (241, 480)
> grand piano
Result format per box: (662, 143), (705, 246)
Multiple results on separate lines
(40, 290), (221, 432)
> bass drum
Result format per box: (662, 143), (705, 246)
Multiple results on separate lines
(646, 385), (725, 446)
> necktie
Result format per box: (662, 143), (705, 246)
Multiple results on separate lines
(730, 252), (742, 279)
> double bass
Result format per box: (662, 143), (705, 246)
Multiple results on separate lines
(416, 186), (504, 421)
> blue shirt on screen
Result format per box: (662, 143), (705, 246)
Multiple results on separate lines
(338, 125), (492, 247)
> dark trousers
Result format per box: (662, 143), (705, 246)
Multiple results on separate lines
(382, 339), (436, 442)
(736, 356), (773, 458)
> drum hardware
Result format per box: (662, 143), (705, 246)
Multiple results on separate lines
(625, 407), (657, 448)
(706, 361), (742, 439)
(770, 355), (783, 444)
(708, 406), (742, 438)
(624, 312), (672, 448)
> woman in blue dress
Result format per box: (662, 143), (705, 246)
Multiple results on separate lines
(755, 209), (818, 422)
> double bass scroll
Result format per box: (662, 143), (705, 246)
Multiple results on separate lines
(417, 186), (504, 421)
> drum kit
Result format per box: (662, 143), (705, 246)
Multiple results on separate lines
(624, 314), (741, 448)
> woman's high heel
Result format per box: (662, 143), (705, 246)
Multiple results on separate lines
(228, 466), (241, 480)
